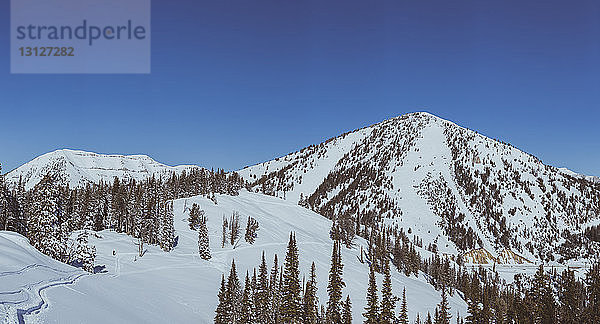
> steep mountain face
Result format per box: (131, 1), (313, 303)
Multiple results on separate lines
(5, 149), (199, 191)
(239, 112), (600, 262)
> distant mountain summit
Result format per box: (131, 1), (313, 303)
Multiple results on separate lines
(239, 112), (600, 262)
(6, 149), (200, 191)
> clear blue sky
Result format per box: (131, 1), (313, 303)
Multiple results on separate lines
(1, 0), (599, 176)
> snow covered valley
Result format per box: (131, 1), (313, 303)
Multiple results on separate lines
(1, 191), (467, 323)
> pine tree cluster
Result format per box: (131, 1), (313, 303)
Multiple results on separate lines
(215, 233), (352, 324)
(0, 163), (244, 271)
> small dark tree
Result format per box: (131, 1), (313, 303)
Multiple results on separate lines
(399, 287), (409, 324)
(341, 295), (352, 324)
(188, 203), (203, 230)
(221, 215), (228, 248)
(303, 262), (319, 323)
(244, 216), (259, 244)
(229, 211), (241, 246)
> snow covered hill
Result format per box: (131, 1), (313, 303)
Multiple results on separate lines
(0, 191), (466, 323)
(239, 112), (600, 263)
(5, 149), (200, 191)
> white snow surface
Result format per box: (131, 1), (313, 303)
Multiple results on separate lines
(5, 149), (200, 191)
(0, 191), (466, 323)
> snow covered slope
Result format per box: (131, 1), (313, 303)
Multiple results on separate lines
(0, 191), (466, 323)
(5, 149), (199, 190)
(0, 231), (85, 323)
(239, 112), (600, 263)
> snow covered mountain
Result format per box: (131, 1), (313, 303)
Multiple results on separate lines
(0, 191), (466, 323)
(5, 149), (200, 191)
(239, 112), (600, 263)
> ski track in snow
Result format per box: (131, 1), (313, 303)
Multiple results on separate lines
(15, 272), (87, 324)
(0, 263), (86, 324)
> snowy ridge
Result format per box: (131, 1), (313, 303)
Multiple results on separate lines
(0, 191), (467, 323)
(5, 149), (200, 190)
(240, 112), (600, 263)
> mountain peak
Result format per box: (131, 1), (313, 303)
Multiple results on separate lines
(239, 113), (600, 262)
(6, 149), (199, 190)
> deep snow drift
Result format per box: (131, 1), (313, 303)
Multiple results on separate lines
(1, 191), (466, 323)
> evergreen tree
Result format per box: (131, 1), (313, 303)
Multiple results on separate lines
(399, 287), (409, 324)
(326, 240), (345, 323)
(244, 216), (259, 244)
(341, 295), (352, 324)
(215, 274), (229, 324)
(226, 259), (241, 322)
(229, 211), (241, 246)
(240, 271), (254, 324)
(70, 230), (96, 273)
(363, 264), (379, 324)
(28, 173), (68, 261)
(585, 261), (600, 324)
(198, 210), (211, 260)
(280, 232), (302, 322)
(255, 252), (270, 323)
(158, 200), (175, 251)
(465, 297), (480, 324)
(559, 269), (581, 323)
(222, 216), (228, 248)
(380, 257), (397, 323)
(303, 262), (319, 324)
(425, 312), (433, 324)
(188, 203), (202, 230)
(270, 254), (281, 323)
(436, 287), (452, 324)
(531, 265), (556, 323)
